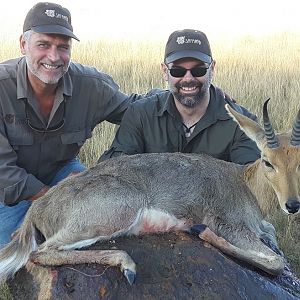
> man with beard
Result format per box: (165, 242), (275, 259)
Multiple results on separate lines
(0, 2), (151, 248)
(99, 29), (260, 164)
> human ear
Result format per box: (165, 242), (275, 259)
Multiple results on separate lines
(19, 35), (26, 55)
(160, 62), (168, 81)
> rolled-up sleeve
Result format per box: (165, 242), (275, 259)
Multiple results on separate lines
(0, 119), (44, 206)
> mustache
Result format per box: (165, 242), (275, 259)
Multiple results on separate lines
(41, 60), (64, 67)
(176, 81), (202, 89)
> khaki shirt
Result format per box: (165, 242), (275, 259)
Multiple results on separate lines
(100, 86), (260, 164)
(0, 57), (137, 205)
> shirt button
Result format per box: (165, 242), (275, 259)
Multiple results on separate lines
(5, 114), (15, 123)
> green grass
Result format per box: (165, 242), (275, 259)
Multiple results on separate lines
(1, 33), (300, 297)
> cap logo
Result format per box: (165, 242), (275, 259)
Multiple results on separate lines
(176, 36), (202, 46)
(44, 9), (69, 22)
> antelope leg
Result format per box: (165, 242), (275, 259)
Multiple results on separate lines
(191, 224), (284, 276)
(30, 249), (136, 285)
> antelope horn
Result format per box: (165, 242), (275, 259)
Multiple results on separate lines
(290, 108), (300, 146)
(263, 99), (279, 149)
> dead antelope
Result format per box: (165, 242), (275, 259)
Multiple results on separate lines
(0, 100), (299, 285)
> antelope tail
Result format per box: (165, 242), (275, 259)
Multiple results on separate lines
(0, 221), (37, 283)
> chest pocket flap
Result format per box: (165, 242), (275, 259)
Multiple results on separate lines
(6, 125), (34, 146)
(60, 128), (92, 146)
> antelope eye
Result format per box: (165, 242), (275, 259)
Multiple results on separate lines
(263, 159), (274, 169)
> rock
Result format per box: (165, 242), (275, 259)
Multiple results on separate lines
(8, 232), (300, 300)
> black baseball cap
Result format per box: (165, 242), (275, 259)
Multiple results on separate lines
(23, 2), (79, 41)
(164, 29), (212, 64)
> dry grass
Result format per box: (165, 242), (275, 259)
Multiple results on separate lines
(1, 33), (300, 297)
(0, 284), (12, 300)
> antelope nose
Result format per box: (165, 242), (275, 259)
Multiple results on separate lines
(285, 199), (300, 214)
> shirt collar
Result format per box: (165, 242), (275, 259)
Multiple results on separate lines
(156, 91), (181, 119)
(204, 85), (232, 123)
(187, 85), (232, 138)
(16, 57), (73, 101)
(16, 57), (28, 100)
(61, 65), (73, 97)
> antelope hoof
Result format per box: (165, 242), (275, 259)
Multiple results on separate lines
(123, 268), (136, 285)
(191, 224), (208, 236)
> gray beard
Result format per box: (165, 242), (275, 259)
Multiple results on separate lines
(25, 57), (68, 85)
(173, 83), (210, 108)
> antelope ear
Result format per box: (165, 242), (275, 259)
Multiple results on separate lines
(225, 104), (265, 149)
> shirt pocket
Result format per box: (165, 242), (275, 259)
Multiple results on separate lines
(6, 124), (34, 150)
(60, 128), (92, 146)
(56, 128), (92, 163)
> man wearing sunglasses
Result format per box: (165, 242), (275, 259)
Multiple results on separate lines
(0, 2), (151, 248)
(100, 29), (260, 164)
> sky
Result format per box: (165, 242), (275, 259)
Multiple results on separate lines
(1, 0), (300, 42)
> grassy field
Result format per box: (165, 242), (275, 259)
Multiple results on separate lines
(0, 33), (300, 297)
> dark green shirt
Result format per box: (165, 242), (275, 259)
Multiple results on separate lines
(0, 57), (139, 205)
(100, 85), (260, 164)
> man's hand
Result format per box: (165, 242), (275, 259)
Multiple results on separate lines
(28, 186), (50, 201)
(67, 172), (80, 178)
(28, 172), (80, 201)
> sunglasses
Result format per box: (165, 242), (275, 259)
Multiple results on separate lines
(25, 100), (66, 133)
(168, 66), (210, 78)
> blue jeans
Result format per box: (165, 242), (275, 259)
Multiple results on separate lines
(0, 158), (86, 249)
